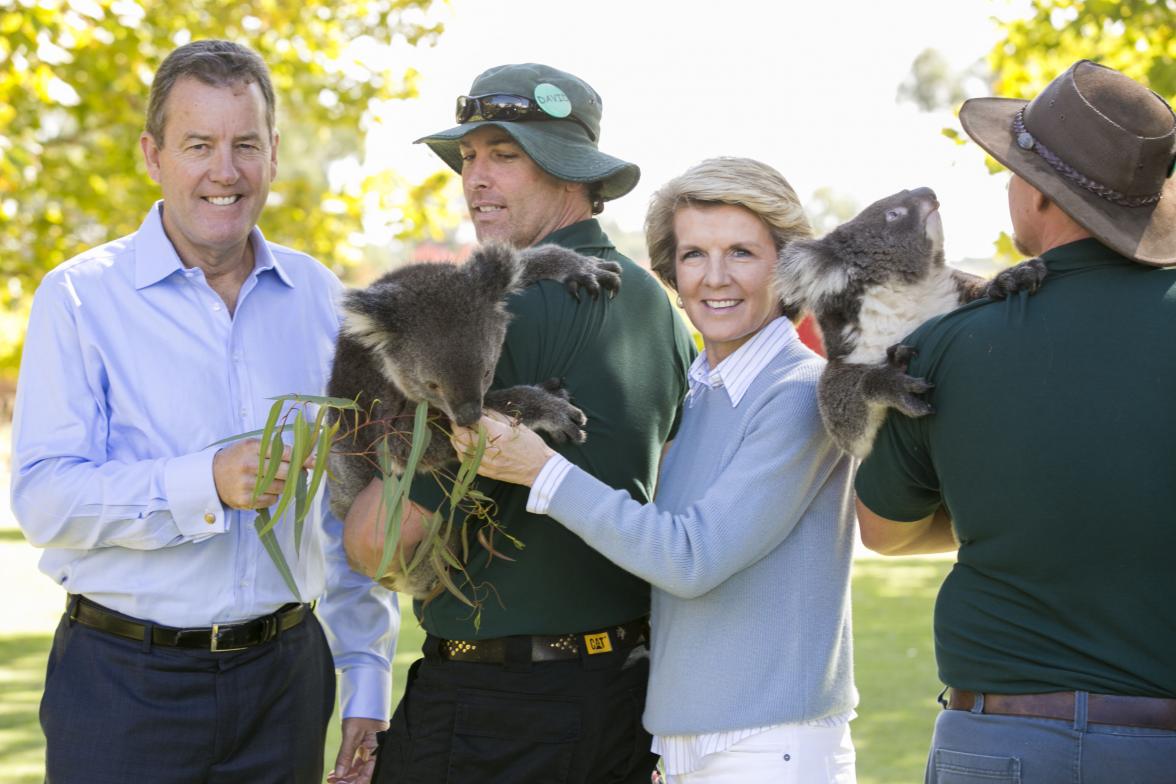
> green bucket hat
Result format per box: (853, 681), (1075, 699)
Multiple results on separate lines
(414, 63), (640, 201)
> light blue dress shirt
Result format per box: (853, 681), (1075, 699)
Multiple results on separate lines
(10, 202), (397, 719)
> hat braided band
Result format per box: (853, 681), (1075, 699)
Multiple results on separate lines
(1012, 109), (1162, 208)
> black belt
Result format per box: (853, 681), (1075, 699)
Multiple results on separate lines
(944, 688), (1176, 731)
(68, 595), (310, 653)
(433, 617), (650, 664)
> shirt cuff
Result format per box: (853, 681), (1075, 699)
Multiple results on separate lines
(164, 446), (227, 539)
(339, 665), (392, 720)
(526, 454), (575, 515)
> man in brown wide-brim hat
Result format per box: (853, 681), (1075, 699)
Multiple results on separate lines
(855, 59), (1176, 782)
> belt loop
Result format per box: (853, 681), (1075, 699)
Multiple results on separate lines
(503, 635), (532, 673)
(1074, 691), (1089, 731)
(66, 595), (80, 625)
(141, 621), (154, 653)
(970, 692), (986, 715)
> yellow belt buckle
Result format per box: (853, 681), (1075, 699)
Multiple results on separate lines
(583, 631), (613, 655)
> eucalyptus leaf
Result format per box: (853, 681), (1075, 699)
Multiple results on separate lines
(303, 419), (337, 521)
(205, 422), (294, 448)
(268, 410), (312, 534)
(253, 398), (285, 498)
(254, 510), (300, 602)
(293, 468), (309, 552)
(269, 393), (362, 410)
(431, 550), (476, 608)
(254, 428), (286, 506)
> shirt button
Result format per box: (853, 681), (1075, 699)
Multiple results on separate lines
(204, 512), (216, 525)
(239, 407), (248, 418)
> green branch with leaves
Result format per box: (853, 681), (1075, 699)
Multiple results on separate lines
(221, 394), (517, 629)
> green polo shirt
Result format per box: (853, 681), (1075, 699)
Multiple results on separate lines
(856, 239), (1176, 698)
(410, 219), (696, 639)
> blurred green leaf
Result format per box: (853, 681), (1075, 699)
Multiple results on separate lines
(376, 400), (431, 578)
(254, 398), (285, 494)
(206, 422), (294, 448)
(254, 435), (287, 533)
(255, 510), (300, 601)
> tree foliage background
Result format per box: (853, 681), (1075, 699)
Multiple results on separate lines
(990, 0), (1176, 100)
(0, 0), (457, 380)
(986, 0), (1176, 259)
(900, 0), (1175, 264)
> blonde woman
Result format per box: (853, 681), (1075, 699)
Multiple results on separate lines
(453, 157), (858, 783)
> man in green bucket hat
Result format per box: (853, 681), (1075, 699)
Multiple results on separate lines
(342, 63), (695, 783)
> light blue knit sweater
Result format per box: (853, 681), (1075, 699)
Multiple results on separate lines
(547, 338), (857, 735)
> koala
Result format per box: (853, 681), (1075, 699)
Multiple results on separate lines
(777, 187), (1046, 458)
(326, 241), (621, 596)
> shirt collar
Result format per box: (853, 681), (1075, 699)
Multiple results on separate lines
(1038, 237), (1132, 273)
(538, 218), (616, 256)
(687, 317), (798, 406)
(133, 201), (293, 290)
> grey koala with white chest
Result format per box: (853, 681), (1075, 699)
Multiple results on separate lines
(777, 187), (1045, 458)
(326, 242), (620, 596)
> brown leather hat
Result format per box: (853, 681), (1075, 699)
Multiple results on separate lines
(960, 60), (1176, 266)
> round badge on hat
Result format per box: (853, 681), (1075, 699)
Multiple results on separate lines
(534, 83), (572, 118)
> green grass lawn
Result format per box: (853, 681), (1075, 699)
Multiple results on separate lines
(0, 558), (952, 783)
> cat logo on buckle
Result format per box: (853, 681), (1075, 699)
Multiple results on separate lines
(584, 631), (613, 655)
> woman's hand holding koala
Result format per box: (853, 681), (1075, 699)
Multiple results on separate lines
(451, 413), (555, 488)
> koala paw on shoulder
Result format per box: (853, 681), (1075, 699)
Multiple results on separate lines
(518, 244), (622, 299)
(985, 257), (1048, 300)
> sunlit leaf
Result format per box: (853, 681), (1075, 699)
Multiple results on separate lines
(255, 510), (300, 601)
(269, 408), (311, 535)
(253, 398), (285, 500)
(254, 435), (287, 535)
(206, 422), (294, 448)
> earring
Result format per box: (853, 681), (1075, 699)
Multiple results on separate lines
(676, 295), (684, 308)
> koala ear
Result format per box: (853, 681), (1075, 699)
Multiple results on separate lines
(339, 285), (398, 351)
(465, 241), (523, 296)
(776, 237), (849, 307)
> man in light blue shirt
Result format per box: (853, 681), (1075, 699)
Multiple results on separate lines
(10, 39), (395, 784)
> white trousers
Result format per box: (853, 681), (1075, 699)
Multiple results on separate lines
(666, 723), (856, 784)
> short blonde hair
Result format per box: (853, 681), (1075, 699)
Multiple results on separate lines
(645, 157), (812, 292)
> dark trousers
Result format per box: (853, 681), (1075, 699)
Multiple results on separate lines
(40, 599), (335, 784)
(373, 638), (658, 784)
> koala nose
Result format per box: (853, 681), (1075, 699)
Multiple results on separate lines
(452, 404), (483, 428)
(909, 187), (939, 210)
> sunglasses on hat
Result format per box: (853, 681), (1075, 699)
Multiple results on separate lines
(455, 93), (597, 142)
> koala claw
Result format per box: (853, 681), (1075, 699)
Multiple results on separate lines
(986, 257), (1047, 300)
(544, 392), (588, 444)
(892, 373), (934, 417)
(896, 394), (935, 418)
(545, 407), (588, 444)
(564, 275), (594, 301)
(565, 268), (622, 301)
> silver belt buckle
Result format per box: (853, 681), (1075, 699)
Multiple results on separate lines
(210, 623), (247, 653)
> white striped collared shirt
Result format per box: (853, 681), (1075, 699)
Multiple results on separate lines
(687, 315), (797, 407)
